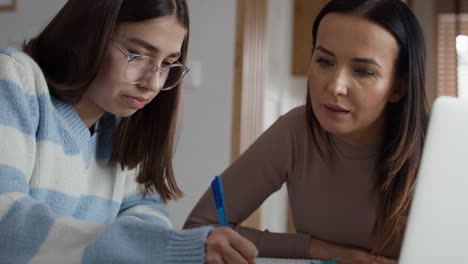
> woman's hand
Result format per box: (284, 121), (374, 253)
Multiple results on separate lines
(338, 249), (397, 264)
(206, 227), (258, 264)
(309, 237), (397, 264)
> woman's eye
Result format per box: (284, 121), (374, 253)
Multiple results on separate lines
(316, 58), (333, 68)
(355, 68), (376, 78)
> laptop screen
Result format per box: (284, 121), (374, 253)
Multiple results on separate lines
(399, 96), (468, 263)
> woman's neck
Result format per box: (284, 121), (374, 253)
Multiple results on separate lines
(332, 112), (387, 146)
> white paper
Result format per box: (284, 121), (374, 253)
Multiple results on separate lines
(256, 258), (322, 264)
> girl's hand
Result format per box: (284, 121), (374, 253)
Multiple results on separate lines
(206, 227), (258, 264)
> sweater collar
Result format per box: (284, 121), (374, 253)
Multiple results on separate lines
(331, 134), (381, 159)
(52, 96), (93, 145)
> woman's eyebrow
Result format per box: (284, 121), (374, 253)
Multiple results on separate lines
(316, 45), (382, 68)
(351, 57), (382, 69)
(316, 45), (335, 57)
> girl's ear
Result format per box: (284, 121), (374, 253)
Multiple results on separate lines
(389, 78), (407, 103)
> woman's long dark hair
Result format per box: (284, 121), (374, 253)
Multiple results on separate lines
(306, 0), (429, 254)
(24, 0), (189, 203)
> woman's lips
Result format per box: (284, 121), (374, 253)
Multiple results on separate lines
(323, 104), (350, 117)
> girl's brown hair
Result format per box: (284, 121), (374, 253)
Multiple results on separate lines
(24, 0), (189, 203)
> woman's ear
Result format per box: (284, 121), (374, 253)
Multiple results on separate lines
(389, 78), (407, 103)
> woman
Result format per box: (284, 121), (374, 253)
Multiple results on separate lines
(0, 0), (256, 263)
(185, 0), (429, 263)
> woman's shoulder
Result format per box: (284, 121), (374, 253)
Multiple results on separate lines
(277, 105), (309, 131)
(282, 105), (307, 119)
(0, 47), (48, 96)
(262, 105), (311, 147)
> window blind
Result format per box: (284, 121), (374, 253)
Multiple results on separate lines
(437, 14), (468, 97)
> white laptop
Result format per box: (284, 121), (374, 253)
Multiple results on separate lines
(399, 96), (468, 263)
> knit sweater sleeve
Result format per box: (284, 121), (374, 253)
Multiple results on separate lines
(117, 170), (174, 228)
(80, 169), (212, 264)
(0, 49), (211, 264)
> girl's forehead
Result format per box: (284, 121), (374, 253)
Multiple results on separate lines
(114, 16), (186, 37)
(113, 17), (187, 55)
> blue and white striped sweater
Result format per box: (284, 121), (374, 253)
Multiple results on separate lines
(0, 48), (211, 263)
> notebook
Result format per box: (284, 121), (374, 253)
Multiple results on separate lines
(256, 258), (339, 264)
(399, 96), (468, 263)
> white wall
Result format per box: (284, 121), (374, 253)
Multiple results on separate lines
(0, 0), (66, 49)
(264, 0), (306, 128)
(168, 0), (237, 228)
(261, 0), (307, 233)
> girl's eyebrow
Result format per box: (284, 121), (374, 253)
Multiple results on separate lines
(127, 37), (181, 59)
(316, 44), (381, 69)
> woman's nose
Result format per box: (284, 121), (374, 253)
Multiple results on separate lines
(327, 69), (349, 96)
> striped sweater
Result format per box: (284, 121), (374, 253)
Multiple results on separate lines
(0, 48), (211, 263)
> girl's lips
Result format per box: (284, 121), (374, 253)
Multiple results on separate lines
(125, 96), (148, 109)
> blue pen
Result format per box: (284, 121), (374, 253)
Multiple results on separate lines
(211, 176), (228, 226)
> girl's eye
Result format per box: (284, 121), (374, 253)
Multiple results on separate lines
(127, 48), (143, 56)
(162, 60), (176, 67)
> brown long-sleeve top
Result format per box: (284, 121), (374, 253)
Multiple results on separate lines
(184, 106), (400, 259)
